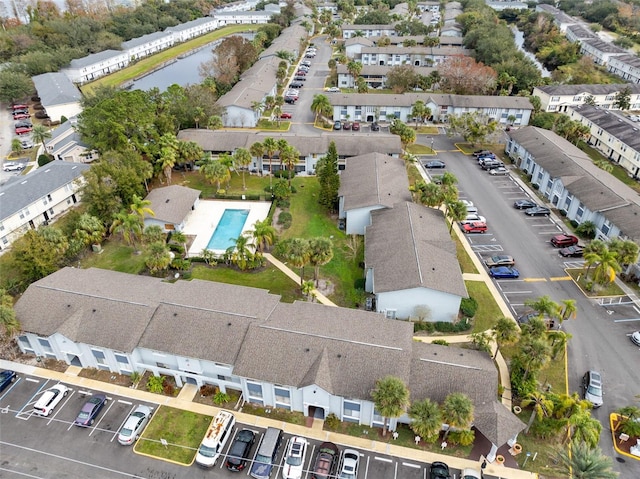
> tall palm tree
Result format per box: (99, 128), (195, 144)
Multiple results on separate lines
(522, 391), (554, 434)
(199, 156), (229, 191)
(129, 194), (154, 220)
(446, 200), (468, 233)
(73, 212), (106, 247)
(416, 181), (444, 208)
(176, 140), (203, 170)
(310, 94), (333, 123)
(262, 137), (278, 191)
(31, 124), (51, 151)
(226, 234), (255, 271)
(524, 295), (561, 321)
(249, 219), (276, 253)
(492, 317), (519, 359)
(567, 410), (602, 448)
(281, 145), (300, 186)
(158, 134), (179, 185)
(284, 238), (311, 285)
(276, 138), (289, 173)
(441, 393), (474, 439)
(408, 398), (442, 442)
(308, 237), (334, 286)
(371, 376), (410, 436)
(249, 142), (264, 176)
(110, 211), (143, 249)
(547, 330), (571, 360)
(170, 230), (187, 257)
(207, 115), (223, 130)
(592, 249), (621, 285)
(233, 148), (252, 190)
(145, 241), (172, 274)
(555, 441), (617, 479)
(560, 299), (577, 323)
(519, 337), (551, 381)
(219, 153), (235, 188)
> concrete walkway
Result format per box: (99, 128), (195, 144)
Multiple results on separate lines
(0, 358), (535, 479)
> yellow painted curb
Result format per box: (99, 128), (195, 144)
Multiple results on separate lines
(549, 276), (572, 281)
(609, 413), (640, 461)
(523, 278), (548, 282)
(133, 442), (195, 467)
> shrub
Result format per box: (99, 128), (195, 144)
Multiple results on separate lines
(448, 429), (475, 446)
(460, 297), (478, 317)
(163, 381), (175, 396)
(432, 339), (449, 346)
(200, 384), (217, 397)
(414, 320), (435, 333)
(434, 320), (471, 333)
(278, 211), (292, 229)
(324, 413), (341, 430)
(168, 243), (185, 254)
(273, 170), (296, 180)
(276, 198), (290, 209)
(146, 375), (165, 393)
(171, 258), (191, 271)
(38, 154), (53, 166)
(510, 356), (538, 399)
(576, 220), (597, 239)
(570, 220), (579, 228)
(213, 391), (230, 405)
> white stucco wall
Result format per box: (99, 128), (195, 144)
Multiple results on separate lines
(376, 287), (461, 322)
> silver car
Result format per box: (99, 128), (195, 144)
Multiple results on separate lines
(582, 370), (603, 408)
(117, 404), (153, 445)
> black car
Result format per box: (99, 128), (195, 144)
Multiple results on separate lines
(559, 245), (584, 257)
(284, 96), (297, 104)
(481, 160), (504, 170)
(430, 461), (450, 479)
(0, 370), (17, 392)
(513, 199), (538, 209)
(425, 160), (446, 169)
(370, 122), (380, 131)
(226, 429), (256, 471)
(15, 121), (33, 128)
(289, 82), (303, 89)
(293, 76), (306, 82)
(473, 150), (493, 157)
(524, 206), (551, 216)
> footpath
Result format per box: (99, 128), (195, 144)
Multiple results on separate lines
(0, 358), (535, 479)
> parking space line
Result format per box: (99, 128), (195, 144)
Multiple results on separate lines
(0, 376), (22, 400)
(364, 455), (370, 479)
(402, 462), (421, 468)
(25, 378), (39, 383)
(117, 399), (132, 406)
(374, 456), (393, 462)
(16, 379), (50, 419)
(523, 278), (548, 282)
(90, 398), (115, 436)
(111, 403), (136, 442)
(614, 318), (640, 322)
(48, 388), (74, 426)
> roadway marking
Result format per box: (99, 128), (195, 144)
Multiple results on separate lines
(502, 291), (534, 294)
(614, 318), (640, 322)
(25, 378), (39, 383)
(550, 276), (572, 281)
(117, 399), (132, 406)
(523, 278), (548, 282)
(375, 456), (393, 462)
(402, 462), (421, 468)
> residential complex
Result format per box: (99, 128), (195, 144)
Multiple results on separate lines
(532, 84), (640, 112)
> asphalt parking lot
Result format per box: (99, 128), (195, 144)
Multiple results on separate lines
(0, 373), (466, 479)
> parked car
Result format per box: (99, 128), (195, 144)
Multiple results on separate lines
(33, 384), (69, 416)
(524, 206), (551, 216)
(338, 449), (359, 479)
(489, 266), (520, 278)
(481, 160), (504, 170)
(462, 222), (487, 234)
(305, 53), (316, 58)
(461, 468), (481, 479)
(280, 112), (292, 119)
(284, 97), (297, 104)
(311, 442), (339, 479)
(325, 87), (340, 93)
(285, 90), (299, 98)
(74, 393), (107, 426)
(0, 370), (17, 392)
(342, 121), (352, 130)
(370, 122), (380, 131)
(489, 166), (509, 175)
(12, 104), (28, 110)
(630, 331), (640, 346)
(293, 76), (306, 82)
(582, 370), (603, 408)
(289, 82), (303, 89)
(333, 120), (342, 130)
(298, 65), (309, 72)
(559, 245), (584, 257)
(550, 234), (579, 247)
(21, 139), (34, 149)
(460, 214), (486, 225)
(352, 121), (360, 131)
(3, 162), (26, 172)
(513, 199), (538, 209)
(12, 112), (30, 120)
(15, 126), (33, 135)
(430, 461), (451, 479)
(117, 404), (153, 445)
(301, 60), (311, 67)
(282, 436), (308, 479)
(425, 160), (446, 169)
(473, 150), (493, 157)
(226, 428), (256, 471)
(15, 120), (32, 128)
(484, 255), (515, 267)
(295, 70), (307, 76)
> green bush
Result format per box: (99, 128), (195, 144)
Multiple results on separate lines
(432, 339), (449, 346)
(168, 243), (185, 254)
(576, 220), (597, 239)
(147, 375), (165, 394)
(171, 258), (191, 271)
(273, 170), (296, 179)
(448, 429), (475, 446)
(38, 154), (53, 167)
(434, 320), (471, 333)
(510, 356), (538, 399)
(324, 413), (341, 430)
(277, 211), (292, 229)
(460, 297), (478, 317)
(570, 220), (579, 228)
(213, 391), (230, 405)
(414, 320), (435, 333)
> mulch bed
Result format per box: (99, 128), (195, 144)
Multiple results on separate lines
(77, 368), (134, 387)
(611, 415), (640, 456)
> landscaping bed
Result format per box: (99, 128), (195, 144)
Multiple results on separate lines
(78, 368), (134, 387)
(241, 403), (304, 425)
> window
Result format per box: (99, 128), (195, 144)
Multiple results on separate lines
(601, 221), (611, 235)
(577, 203), (585, 219)
(274, 387), (291, 409)
(156, 362), (169, 369)
(247, 382), (263, 399)
(115, 353), (129, 365)
(343, 400), (361, 423)
(372, 408), (384, 426)
(573, 96), (582, 101)
(605, 95), (614, 101)
(19, 208), (30, 220)
(551, 96), (560, 102)
(19, 335), (34, 354)
(92, 349), (109, 369)
(546, 178), (553, 191)
(38, 338), (53, 353)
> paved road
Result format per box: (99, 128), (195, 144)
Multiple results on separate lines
(422, 134), (640, 476)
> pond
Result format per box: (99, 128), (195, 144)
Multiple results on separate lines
(511, 26), (552, 78)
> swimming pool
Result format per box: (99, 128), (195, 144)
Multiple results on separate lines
(206, 209), (250, 251)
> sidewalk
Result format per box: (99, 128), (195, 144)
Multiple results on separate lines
(0, 358), (536, 479)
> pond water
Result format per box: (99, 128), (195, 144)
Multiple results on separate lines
(511, 26), (552, 78)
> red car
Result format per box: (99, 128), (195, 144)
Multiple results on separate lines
(280, 112), (292, 119)
(352, 122), (360, 131)
(462, 221), (487, 234)
(15, 126), (33, 135)
(12, 112), (31, 120)
(550, 234), (579, 247)
(12, 104), (28, 110)
(295, 70), (307, 76)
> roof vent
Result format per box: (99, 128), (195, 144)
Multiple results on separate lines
(174, 313), (178, 317)
(92, 309), (96, 313)
(67, 304), (71, 308)
(227, 322), (232, 326)
(166, 199), (170, 203)
(337, 354), (342, 358)
(305, 348), (310, 352)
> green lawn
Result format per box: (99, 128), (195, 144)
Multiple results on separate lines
(566, 268), (625, 297)
(406, 143), (435, 155)
(134, 406), (212, 465)
(81, 24), (259, 94)
(466, 281), (503, 332)
(81, 241), (147, 274)
(576, 141), (640, 193)
(454, 143), (502, 155)
(190, 264), (301, 303)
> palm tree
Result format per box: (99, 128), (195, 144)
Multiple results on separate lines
(110, 211), (143, 249)
(408, 398), (442, 442)
(193, 106), (205, 129)
(446, 200), (468, 233)
(615, 406), (640, 437)
(346, 60), (362, 82)
(72, 212), (106, 247)
(145, 241), (172, 274)
(249, 142), (264, 175)
(276, 138), (289, 173)
(207, 115), (223, 130)
(311, 94), (333, 123)
(249, 219), (276, 253)
(519, 337), (551, 381)
(371, 376), (410, 436)
(233, 148), (252, 190)
(524, 295), (561, 321)
(143, 225), (165, 244)
(177, 140), (203, 170)
(410, 100), (430, 129)
(521, 391), (553, 434)
(11, 138), (22, 154)
(284, 238), (310, 286)
(219, 153), (235, 188)
(441, 393), (474, 439)
(416, 181), (444, 208)
(567, 409), (602, 448)
(281, 145), (300, 186)
(592, 249), (621, 285)
(31, 124), (51, 151)
(560, 299), (577, 323)
(555, 441), (617, 479)
(158, 134), (179, 184)
(199, 156), (229, 191)
(547, 330), (571, 360)
(129, 194), (154, 221)
(170, 230), (187, 258)
(308, 237), (333, 286)
(226, 234), (255, 271)
(262, 137), (278, 191)
(301, 280), (315, 301)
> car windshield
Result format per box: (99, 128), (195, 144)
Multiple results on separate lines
(198, 445), (216, 457)
(287, 455), (302, 466)
(340, 469), (355, 479)
(256, 453), (271, 464)
(587, 385), (602, 396)
(120, 427), (133, 436)
(77, 411), (90, 420)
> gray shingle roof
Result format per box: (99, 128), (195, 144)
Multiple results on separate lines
(572, 104), (640, 151)
(328, 93), (533, 110)
(535, 83), (640, 96)
(361, 46), (471, 56)
(582, 38), (626, 55)
(337, 64), (437, 77)
(143, 185), (201, 224)
(68, 49), (123, 68)
(565, 24), (597, 40)
(31, 73), (82, 108)
(610, 54), (640, 69)
(338, 153), (411, 211)
(0, 162), (89, 220)
(365, 202), (467, 297)
(166, 16), (217, 32)
(122, 31), (171, 49)
(474, 400), (526, 447)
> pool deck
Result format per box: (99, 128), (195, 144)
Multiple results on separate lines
(184, 200), (271, 257)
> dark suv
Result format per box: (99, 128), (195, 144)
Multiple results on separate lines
(550, 234), (579, 247)
(311, 442), (339, 479)
(226, 429), (256, 471)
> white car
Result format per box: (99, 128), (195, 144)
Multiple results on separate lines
(461, 468), (481, 479)
(282, 436), (307, 479)
(489, 166), (509, 175)
(33, 384), (69, 416)
(325, 87), (340, 93)
(630, 331), (640, 346)
(3, 162), (26, 172)
(460, 214), (486, 225)
(338, 449), (359, 479)
(118, 404), (153, 445)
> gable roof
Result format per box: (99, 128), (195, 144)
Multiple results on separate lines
(0, 162), (89, 220)
(328, 93), (533, 110)
(31, 73), (82, 108)
(122, 31), (171, 49)
(365, 202), (467, 297)
(534, 83), (640, 97)
(67, 49), (125, 68)
(143, 185), (201, 224)
(338, 153), (411, 211)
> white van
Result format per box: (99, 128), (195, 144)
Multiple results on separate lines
(195, 410), (235, 467)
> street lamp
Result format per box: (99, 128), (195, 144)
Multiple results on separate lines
(430, 137), (434, 152)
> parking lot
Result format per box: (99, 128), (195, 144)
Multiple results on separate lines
(0, 373), (466, 479)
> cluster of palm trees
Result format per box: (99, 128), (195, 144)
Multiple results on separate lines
(413, 171), (468, 230)
(311, 94), (333, 125)
(371, 376), (475, 445)
(156, 134), (204, 185)
(582, 238), (639, 291)
(217, 219), (276, 271)
(11, 124), (51, 156)
(273, 237), (334, 288)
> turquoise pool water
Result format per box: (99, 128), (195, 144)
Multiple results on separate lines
(207, 209), (250, 251)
